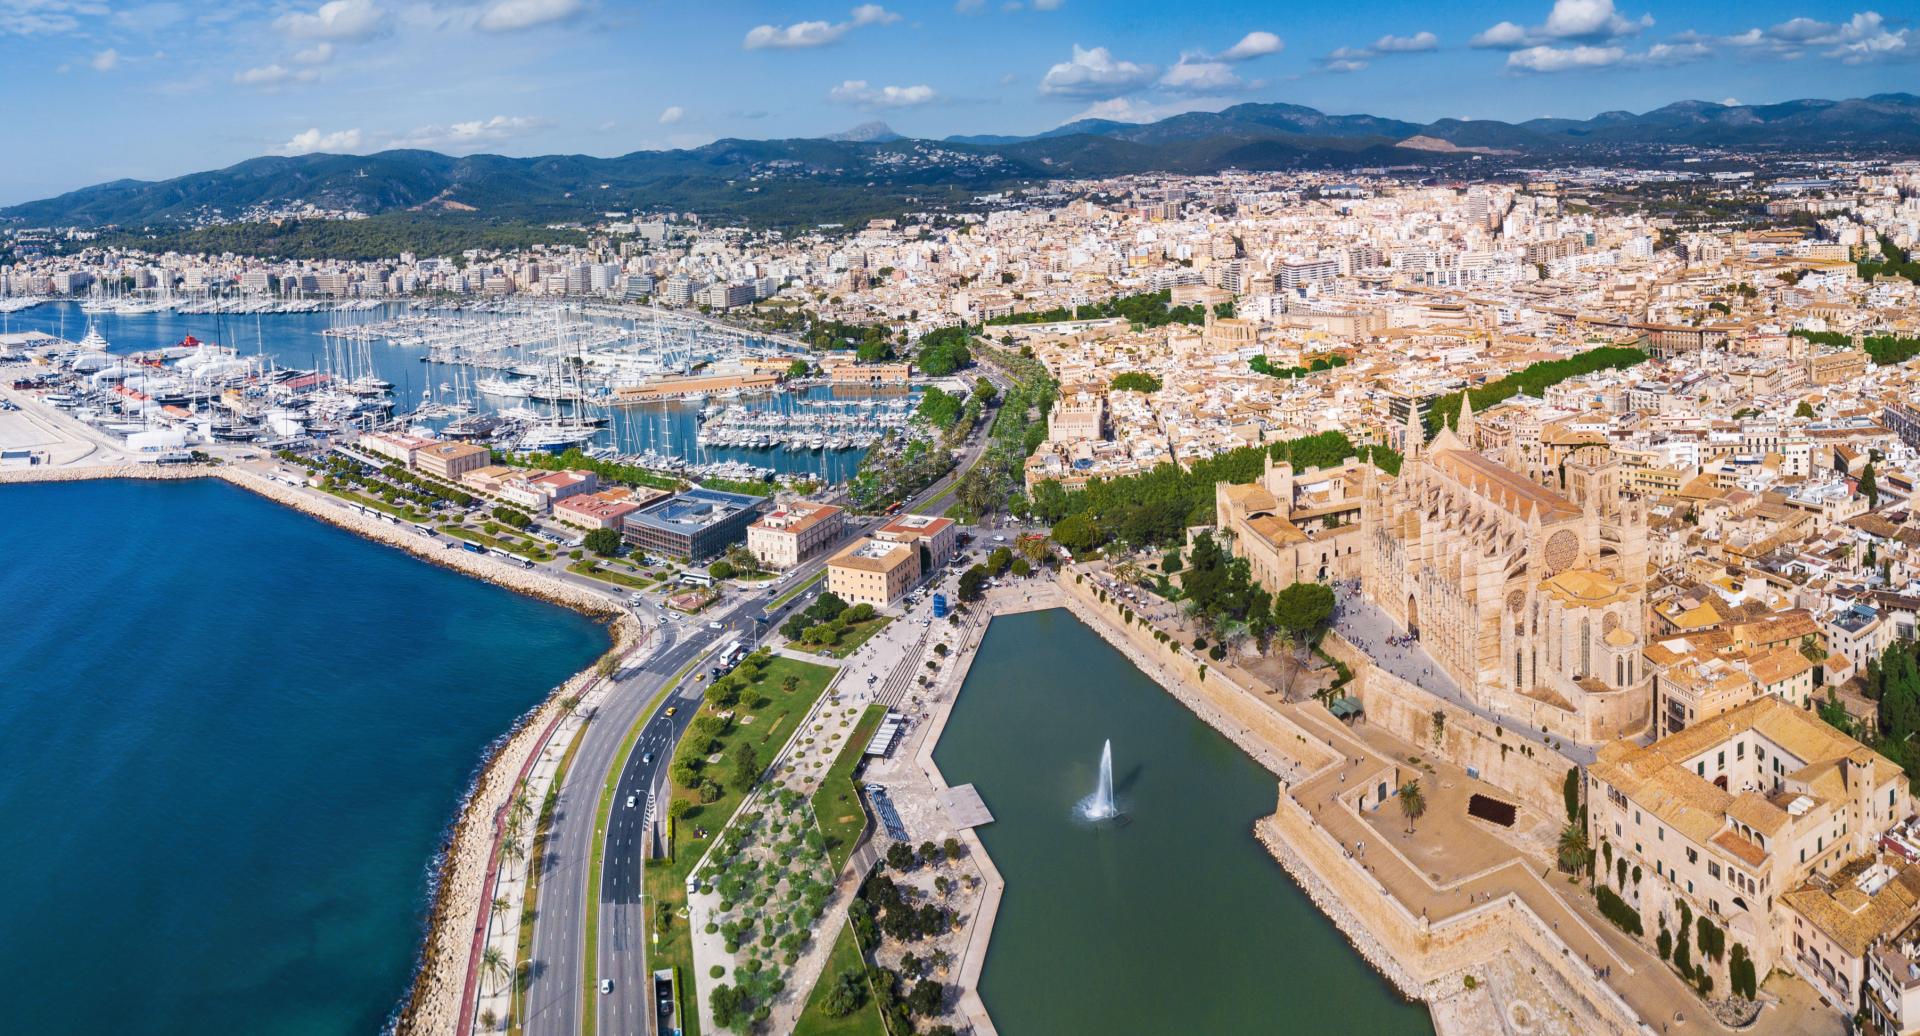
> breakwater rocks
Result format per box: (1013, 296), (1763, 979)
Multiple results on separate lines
(0, 462), (203, 485)
(210, 466), (645, 1036)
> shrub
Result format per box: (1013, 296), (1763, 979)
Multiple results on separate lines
(1595, 885), (1642, 936)
(1730, 943), (1757, 1000)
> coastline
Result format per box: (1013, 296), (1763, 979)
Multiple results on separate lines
(0, 461), (643, 1036)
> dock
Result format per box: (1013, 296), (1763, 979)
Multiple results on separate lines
(938, 783), (995, 829)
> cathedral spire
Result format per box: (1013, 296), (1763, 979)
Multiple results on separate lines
(1404, 402), (1425, 458)
(1457, 391), (1476, 445)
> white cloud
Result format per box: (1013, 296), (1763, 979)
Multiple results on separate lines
(1038, 44), (1158, 98)
(235, 63), (319, 86)
(1722, 11), (1912, 63)
(828, 79), (937, 108)
(1633, 41), (1710, 64)
(392, 114), (550, 151)
(89, 47), (117, 71)
(1031, 0), (1062, 8)
(1064, 96), (1229, 125)
(1159, 58), (1246, 93)
(281, 127), (365, 154)
(292, 41), (334, 64)
(1541, 0), (1650, 40)
(1473, 0), (1648, 49)
(476, 0), (581, 32)
(658, 105), (685, 124)
(1374, 31), (1438, 52)
(744, 19), (837, 48)
(1505, 43), (1625, 71)
(277, 0), (386, 41)
(1216, 30), (1282, 61)
(1471, 22), (1531, 48)
(954, 0), (983, 11)
(1321, 29), (1436, 69)
(743, 5), (898, 49)
(0, 0), (105, 35)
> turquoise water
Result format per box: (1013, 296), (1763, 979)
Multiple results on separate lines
(933, 610), (1433, 1035)
(0, 478), (608, 1034)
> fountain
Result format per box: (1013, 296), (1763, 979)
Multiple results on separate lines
(1079, 739), (1119, 821)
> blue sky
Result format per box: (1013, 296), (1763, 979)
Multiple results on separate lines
(0, 0), (1915, 204)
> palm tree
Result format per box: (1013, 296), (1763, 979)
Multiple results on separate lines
(492, 895), (512, 934)
(502, 837), (526, 881)
(510, 789), (535, 828)
(480, 945), (510, 997)
(1557, 822), (1593, 876)
(1397, 780), (1426, 833)
(559, 693), (581, 717)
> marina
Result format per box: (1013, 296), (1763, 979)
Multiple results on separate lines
(1, 301), (920, 486)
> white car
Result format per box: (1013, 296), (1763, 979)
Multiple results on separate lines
(600, 979), (613, 995)
(626, 795), (636, 808)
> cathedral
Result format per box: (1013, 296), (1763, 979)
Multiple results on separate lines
(1360, 396), (1653, 743)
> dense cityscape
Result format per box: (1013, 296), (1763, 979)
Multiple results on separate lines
(8, 1), (1920, 1035)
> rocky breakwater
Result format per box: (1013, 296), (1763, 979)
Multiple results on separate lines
(0, 462), (203, 485)
(209, 467), (644, 1036)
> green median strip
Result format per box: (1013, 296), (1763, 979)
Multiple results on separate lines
(769, 569), (827, 611)
(582, 645), (721, 1036)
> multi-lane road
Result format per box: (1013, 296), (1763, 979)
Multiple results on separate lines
(521, 366), (1012, 1036)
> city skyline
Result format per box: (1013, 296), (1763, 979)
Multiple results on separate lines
(0, 0), (1915, 205)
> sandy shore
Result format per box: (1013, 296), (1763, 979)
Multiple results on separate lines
(0, 461), (646, 1036)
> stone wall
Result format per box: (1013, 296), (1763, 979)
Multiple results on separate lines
(1057, 572), (1341, 776)
(1055, 569), (1649, 1036)
(0, 462), (202, 485)
(1260, 799), (1647, 1036)
(1325, 633), (1573, 823)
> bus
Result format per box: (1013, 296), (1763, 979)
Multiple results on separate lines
(461, 541), (486, 554)
(884, 501), (905, 516)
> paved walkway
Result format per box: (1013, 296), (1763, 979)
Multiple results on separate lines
(1333, 583), (1598, 765)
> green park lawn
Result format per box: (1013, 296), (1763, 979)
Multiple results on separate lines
(811, 704), (882, 870)
(796, 616), (893, 660)
(792, 923), (888, 1036)
(567, 559), (654, 590)
(328, 486), (432, 522)
(438, 524), (555, 562)
(637, 654), (840, 1036)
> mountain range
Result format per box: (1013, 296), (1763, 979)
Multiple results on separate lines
(9, 94), (1917, 233)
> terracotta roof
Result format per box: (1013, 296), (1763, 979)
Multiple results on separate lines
(1430, 446), (1581, 522)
